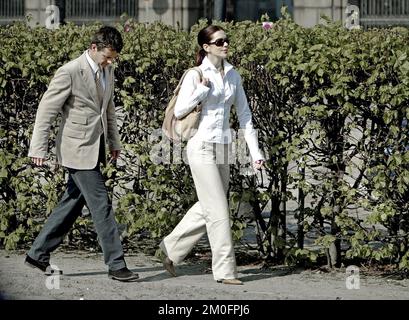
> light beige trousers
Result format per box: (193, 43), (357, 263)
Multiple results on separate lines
(160, 137), (237, 280)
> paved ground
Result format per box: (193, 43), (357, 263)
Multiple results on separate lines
(1, 249), (409, 301)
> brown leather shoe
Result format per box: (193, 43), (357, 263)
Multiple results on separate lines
(217, 279), (243, 285)
(163, 257), (177, 277)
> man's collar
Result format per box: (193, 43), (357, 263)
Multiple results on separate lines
(85, 50), (100, 74)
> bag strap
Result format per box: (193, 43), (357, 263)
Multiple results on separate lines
(174, 67), (203, 95)
(191, 66), (203, 82)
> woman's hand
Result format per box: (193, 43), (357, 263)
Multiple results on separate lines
(201, 77), (210, 87)
(31, 157), (46, 166)
(253, 160), (264, 170)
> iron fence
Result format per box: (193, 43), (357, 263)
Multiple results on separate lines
(65, 0), (137, 23)
(0, 0), (24, 24)
(359, 0), (409, 28)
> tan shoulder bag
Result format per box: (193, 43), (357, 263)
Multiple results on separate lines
(162, 67), (203, 142)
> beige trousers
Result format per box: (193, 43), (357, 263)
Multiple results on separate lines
(160, 137), (237, 280)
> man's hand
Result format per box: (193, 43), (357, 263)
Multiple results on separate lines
(253, 159), (264, 170)
(110, 150), (121, 161)
(31, 157), (46, 166)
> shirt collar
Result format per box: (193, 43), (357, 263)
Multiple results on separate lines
(85, 50), (100, 75)
(201, 56), (234, 75)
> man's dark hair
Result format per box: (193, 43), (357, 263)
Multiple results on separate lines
(91, 26), (123, 53)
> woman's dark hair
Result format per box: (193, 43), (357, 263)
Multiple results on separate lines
(90, 26), (123, 53)
(196, 25), (225, 66)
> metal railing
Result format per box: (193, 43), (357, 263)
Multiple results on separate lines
(66, 0), (137, 23)
(359, 0), (409, 28)
(0, 0), (24, 24)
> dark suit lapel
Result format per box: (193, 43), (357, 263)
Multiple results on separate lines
(78, 52), (100, 109)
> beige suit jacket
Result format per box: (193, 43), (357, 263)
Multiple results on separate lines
(28, 51), (121, 170)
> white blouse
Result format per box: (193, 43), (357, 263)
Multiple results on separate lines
(174, 56), (264, 161)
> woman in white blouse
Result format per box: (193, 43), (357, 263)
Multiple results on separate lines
(159, 25), (264, 285)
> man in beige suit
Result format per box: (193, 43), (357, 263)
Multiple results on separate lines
(25, 26), (138, 282)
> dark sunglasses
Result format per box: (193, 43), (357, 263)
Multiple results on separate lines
(208, 38), (229, 47)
